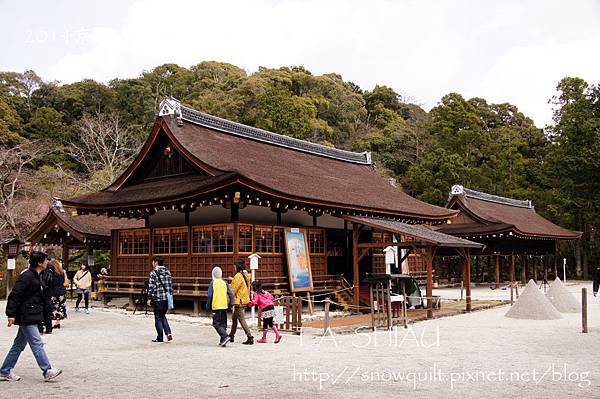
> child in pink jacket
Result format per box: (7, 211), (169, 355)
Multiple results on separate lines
(248, 281), (281, 343)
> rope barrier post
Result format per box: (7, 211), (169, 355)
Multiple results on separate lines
(460, 281), (464, 301)
(306, 292), (313, 315)
(324, 297), (331, 336)
(510, 283), (514, 305)
(582, 288), (588, 334)
(515, 283), (519, 299)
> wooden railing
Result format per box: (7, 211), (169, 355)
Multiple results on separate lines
(99, 273), (349, 300)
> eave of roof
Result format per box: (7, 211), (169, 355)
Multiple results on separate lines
(447, 185), (582, 240)
(344, 216), (485, 249)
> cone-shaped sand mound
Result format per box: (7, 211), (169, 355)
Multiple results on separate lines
(546, 277), (581, 313)
(505, 280), (562, 320)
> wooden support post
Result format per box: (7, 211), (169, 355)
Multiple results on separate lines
(193, 298), (200, 316)
(352, 223), (359, 310)
(544, 255), (548, 283)
(426, 247), (434, 319)
(510, 254), (516, 283)
(582, 288), (588, 333)
(510, 284), (514, 305)
(386, 279), (393, 329)
(401, 278), (408, 329)
(369, 285), (375, 331)
(553, 255), (558, 278)
(495, 255), (500, 284)
(520, 256), (526, 284)
(533, 257), (538, 282)
(464, 250), (471, 312)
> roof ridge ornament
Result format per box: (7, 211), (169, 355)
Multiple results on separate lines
(51, 197), (65, 213)
(451, 185), (532, 209)
(158, 96), (183, 126)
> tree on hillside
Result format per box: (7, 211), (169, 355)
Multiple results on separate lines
(546, 77), (600, 277)
(68, 112), (143, 190)
(0, 141), (49, 239)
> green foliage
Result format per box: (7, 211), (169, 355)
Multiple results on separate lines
(0, 63), (598, 268)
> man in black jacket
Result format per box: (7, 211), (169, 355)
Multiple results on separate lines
(593, 266), (600, 297)
(0, 251), (62, 382)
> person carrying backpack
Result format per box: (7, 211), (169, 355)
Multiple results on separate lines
(146, 256), (173, 343)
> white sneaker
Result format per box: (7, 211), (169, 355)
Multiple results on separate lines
(43, 368), (62, 382)
(85, 308), (90, 314)
(0, 369), (21, 381)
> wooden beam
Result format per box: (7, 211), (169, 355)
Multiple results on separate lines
(357, 241), (429, 249)
(358, 248), (370, 263)
(352, 223), (359, 310)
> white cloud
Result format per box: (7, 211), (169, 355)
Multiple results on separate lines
(29, 0), (600, 126)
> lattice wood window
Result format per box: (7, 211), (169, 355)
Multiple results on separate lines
(273, 227), (284, 254)
(212, 224), (234, 253)
(153, 229), (170, 254)
(239, 224), (253, 253)
(170, 228), (189, 254)
(192, 226), (212, 254)
(119, 230), (150, 255)
(308, 229), (325, 254)
(254, 225), (273, 253)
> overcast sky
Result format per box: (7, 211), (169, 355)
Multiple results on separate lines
(1, 0), (599, 127)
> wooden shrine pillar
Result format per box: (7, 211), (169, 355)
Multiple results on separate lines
(520, 256), (526, 284)
(352, 223), (359, 309)
(86, 243), (94, 269)
(544, 255), (548, 282)
(463, 249), (471, 312)
(533, 257), (538, 282)
(495, 255), (500, 284)
(510, 255), (516, 283)
(425, 247), (434, 319)
(553, 255), (558, 278)
(62, 243), (69, 268)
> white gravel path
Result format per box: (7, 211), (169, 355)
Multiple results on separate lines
(0, 281), (598, 399)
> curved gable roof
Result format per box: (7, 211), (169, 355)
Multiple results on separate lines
(62, 100), (456, 221)
(446, 186), (581, 239)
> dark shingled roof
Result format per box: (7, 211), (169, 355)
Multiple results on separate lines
(179, 104), (371, 164)
(68, 174), (237, 207)
(439, 185), (581, 240)
(62, 100), (457, 221)
(344, 216), (485, 248)
(28, 206), (144, 243)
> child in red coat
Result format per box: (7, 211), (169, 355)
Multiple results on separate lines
(248, 281), (282, 343)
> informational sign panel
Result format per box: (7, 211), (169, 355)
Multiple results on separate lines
(7, 258), (16, 270)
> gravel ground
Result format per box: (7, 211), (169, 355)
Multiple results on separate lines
(0, 281), (598, 399)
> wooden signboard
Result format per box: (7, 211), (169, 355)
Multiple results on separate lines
(284, 228), (313, 292)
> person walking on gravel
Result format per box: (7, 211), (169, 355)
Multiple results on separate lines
(0, 251), (62, 382)
(206, 266), (234, 347)
(228, 260), (254, 345)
